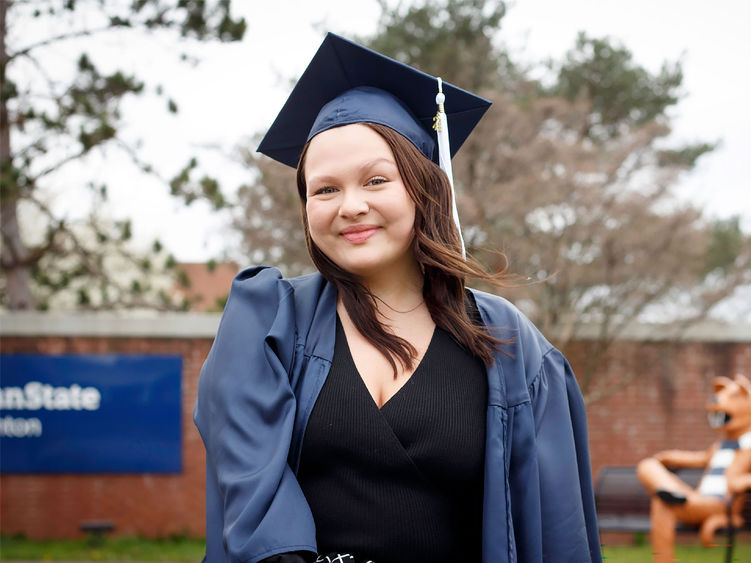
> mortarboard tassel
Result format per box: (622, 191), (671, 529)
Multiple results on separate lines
(433, 77), (466, 258)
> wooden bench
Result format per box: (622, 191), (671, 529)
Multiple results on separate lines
(79, 519), (115, 546)
(595, 466), (751, 562)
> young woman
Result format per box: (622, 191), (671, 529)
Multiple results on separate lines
(194, 33), (601, 563)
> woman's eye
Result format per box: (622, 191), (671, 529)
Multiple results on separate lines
(366, 176), (387, 186)
(313, 186), (337, 195)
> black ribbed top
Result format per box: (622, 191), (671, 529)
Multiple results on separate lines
(296, 317), (487, 563)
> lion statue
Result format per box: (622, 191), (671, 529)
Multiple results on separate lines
(637, 373), (751, 563)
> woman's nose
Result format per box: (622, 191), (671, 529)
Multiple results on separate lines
(338, 188), (369, 218)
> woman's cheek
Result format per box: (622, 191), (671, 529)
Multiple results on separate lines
(305, 203), (330, 243)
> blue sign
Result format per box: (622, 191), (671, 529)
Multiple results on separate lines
(0, 354), (182, 473)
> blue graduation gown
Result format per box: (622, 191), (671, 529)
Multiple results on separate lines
(194, 267), (602, 562)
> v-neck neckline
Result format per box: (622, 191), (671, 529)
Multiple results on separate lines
(336, 315), (437, 411)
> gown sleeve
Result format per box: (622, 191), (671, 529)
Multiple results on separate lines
(529, 348), (601, 561)
(194, 267), (317, 563)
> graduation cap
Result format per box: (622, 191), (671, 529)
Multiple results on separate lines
(257, 32), (492, 256)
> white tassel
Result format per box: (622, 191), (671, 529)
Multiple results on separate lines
(433, 77), (466, 258)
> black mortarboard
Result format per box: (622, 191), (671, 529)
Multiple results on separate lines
(257, 32), (491, 169)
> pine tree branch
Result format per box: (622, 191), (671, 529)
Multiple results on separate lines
(10, 25), (118, 61)
(113, 137), (167, 182)
(15, 49), (58, 94)
(32, 148), (88, 179)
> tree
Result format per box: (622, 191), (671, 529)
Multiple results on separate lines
(552, 32), (683, 140)
(365, 0), (516, 92)
(454, 85), (749, 400)
(0, 0), (245, 310)
(451, 30), (749, 400)
(232, 0), (751, 402)
(231, 147), (312, 278)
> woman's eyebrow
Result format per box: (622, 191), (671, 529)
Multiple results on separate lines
(308, 158), (397, 186)
(360, 157), (397, 173)
(306, 173), (339, 187)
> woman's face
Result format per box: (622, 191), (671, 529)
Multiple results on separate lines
(304, 123), (417, 281)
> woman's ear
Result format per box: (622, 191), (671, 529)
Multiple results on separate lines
(713, 376), (735, 394)
(734, 374), (751, 397)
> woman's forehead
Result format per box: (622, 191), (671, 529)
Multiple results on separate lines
(305, 125), (397, 176)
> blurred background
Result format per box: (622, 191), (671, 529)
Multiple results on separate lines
(1, 0), (750, 559)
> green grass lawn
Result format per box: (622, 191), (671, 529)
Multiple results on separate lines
(2, 536), (751, 562)
(0, 535), (206, 561)
(603, 541), (751, 562)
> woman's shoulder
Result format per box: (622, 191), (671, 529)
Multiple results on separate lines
(468, 288), (551, 349)
(229, 266), (327, 304)
(231, 265), (323, 288)
(468, 287), (558, 400)
(227, 267), (335, 340)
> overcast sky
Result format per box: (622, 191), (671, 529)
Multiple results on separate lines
(27, 0), (751, 262)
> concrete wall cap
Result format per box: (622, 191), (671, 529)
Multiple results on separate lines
(0, 312), (221, 338)
(1, 312), (750, 342)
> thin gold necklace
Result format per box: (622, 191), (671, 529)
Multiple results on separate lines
(374, 295), (424, 314)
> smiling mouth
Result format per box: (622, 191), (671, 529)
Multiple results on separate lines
(707, 411), (731, 428)
(340, 226), (379, 243)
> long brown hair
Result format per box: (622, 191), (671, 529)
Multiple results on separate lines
(296, 122), (510, 374)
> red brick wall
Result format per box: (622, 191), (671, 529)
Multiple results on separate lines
(1, 333), (749, 539)
(0, 336), (211, 539)
(580, 340), (751, 478)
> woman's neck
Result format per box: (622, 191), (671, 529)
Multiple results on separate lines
(360, 260), (424, 309)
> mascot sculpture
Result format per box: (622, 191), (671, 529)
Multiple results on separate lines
(637, 373), (751, 563)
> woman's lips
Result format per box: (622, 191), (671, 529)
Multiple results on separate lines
(340, 225), (379, 243)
